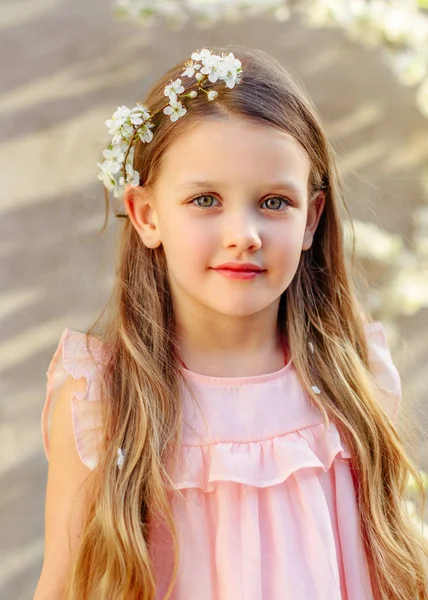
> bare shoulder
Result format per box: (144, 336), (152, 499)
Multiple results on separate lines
(34, 375), (94, 599)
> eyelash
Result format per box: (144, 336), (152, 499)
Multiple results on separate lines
(189, 194), (292, 211)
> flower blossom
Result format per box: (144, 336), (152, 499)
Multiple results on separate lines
(163, 100), (187, 122)
(181, 60), (201, 78)
(164, 78), (185, 101)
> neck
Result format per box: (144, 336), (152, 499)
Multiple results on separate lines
(174, 302), (287, 377)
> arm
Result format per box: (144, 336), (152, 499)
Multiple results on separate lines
(34, 375), (94, 600)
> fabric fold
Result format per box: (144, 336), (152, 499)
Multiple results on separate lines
(41, 328), (105, 469)
(364, 321), (401, 423)
(173, 421), (352, 492)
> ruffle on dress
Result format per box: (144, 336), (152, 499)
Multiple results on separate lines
(364, 321), (402, 424)
(41, 322), (401, 474)
(173, 421), (351, 493)
(41, 328), (107, 470)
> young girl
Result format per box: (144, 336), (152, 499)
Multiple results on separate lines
(36, 46), (428, 600)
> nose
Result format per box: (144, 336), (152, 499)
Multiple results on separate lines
(221, 212), (262, 252)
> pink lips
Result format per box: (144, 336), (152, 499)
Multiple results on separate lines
(211, 262), (266, 280)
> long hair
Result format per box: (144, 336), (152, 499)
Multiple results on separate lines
(65, 46), (428, 599)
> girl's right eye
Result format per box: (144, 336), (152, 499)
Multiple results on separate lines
(190, 194), (219, 208)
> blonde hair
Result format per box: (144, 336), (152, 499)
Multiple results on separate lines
(65, 46), (428, 599)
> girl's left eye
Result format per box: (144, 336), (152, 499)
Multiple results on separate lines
(190, 195), (291, 210)
(261, 197), (291, 210)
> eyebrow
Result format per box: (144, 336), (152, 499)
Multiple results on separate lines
(178, 178), (304, 196)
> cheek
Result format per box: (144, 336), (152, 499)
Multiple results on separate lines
(269, 222), (305, 274)
(272, 220), (305, 252)
(162, 219), (213, 267)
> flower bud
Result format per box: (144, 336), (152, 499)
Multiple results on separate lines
(188, 90), (198, 98)
(207, 90), (218, 101)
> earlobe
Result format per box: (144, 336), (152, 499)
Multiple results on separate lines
(302, 191), (325, 251)
(123, 185), (162, 248)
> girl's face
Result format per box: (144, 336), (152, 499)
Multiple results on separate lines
(127, 116), (324, 320)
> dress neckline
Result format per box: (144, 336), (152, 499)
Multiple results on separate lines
(178, 338), (293, 386)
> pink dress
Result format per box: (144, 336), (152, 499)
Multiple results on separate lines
(41, 321), (401, 600)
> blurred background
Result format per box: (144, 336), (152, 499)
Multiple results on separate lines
(1, 0), (428, 597)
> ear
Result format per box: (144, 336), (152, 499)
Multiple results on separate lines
(302, 191), (325, 251)
(123, 185), (162, 248)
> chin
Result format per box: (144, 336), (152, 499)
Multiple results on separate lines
(206, 300), (273, 318)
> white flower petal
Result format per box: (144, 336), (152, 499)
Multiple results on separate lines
(139, 127), (153, 143)
(168, 90), (178, 103)
(192, 48), (211, 62)
(130, 115), (143, 125)
(182, 67), (195, 77)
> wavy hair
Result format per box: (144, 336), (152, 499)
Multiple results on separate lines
(63, 46), (428, 599)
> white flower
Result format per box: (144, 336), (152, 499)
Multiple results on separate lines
(105, 105), (130, 132)
(207, 90), (218, 101)
(100, 146), (126, 174)
(123, 162), (140, 186)
(112, 163), (140, 198)
(97, 164), (117, 191)
(181, 60), (201, 78)
(163, 100), (187, 122)
(182, 65), (195, 78)
(197, 50), (242, 88)
(117, 448), (125, 469)
(138, 121), (154, 143)
(220, 54), (242, 88)
(311, 385), (321, 395)
(191, 48), (212, 61)
(105, 106), (135, 143)
(200, 55), (224, 83)
(130, 102), (151, 125)
(164, 78), (185, 101)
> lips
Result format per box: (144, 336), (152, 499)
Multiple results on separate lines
(212, 262), (265, 272)
(210, 263), (266, 280)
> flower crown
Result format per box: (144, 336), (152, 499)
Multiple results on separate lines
(97, 48), (243, 200)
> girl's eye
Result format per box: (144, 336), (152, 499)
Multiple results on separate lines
(191, 194), (219, 208)
(261, 197), (290, 210)
(189, 194), (291, 210)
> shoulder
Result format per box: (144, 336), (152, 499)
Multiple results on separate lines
(41, 328), (109, 470)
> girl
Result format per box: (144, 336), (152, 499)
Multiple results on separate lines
(36, 46), (428, 600)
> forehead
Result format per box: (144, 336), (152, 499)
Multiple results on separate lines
(156, 116), (311, 192)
